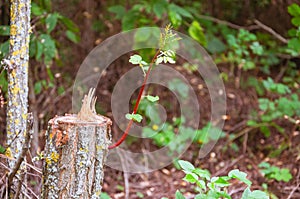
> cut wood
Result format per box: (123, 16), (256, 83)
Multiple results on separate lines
(42, 89), (112, 198)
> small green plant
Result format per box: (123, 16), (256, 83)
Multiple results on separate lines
(109, 24), (181, 149)
(226, 29), (264, 71)
(259, 162), (292, 182)
(176, 160), (269, 199)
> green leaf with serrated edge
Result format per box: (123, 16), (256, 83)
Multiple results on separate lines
(129, 54), (142, 65)
(145, 95), (159, 102)
(125, 113), (143, 122)
(178, 160), (195, 172)
(228, 169), (252, 186)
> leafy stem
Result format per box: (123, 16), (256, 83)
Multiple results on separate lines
(109, 25), (179, 149)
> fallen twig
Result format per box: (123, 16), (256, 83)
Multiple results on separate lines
(287, 169), (300, 199)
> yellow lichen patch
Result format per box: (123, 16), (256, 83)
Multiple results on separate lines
(51, 152), (59, 162)
(18, 3), (25, 12)
(10, 24), (17, 36)
(7, 131), (12, 136)
(11, 70), (17, 78)
(15, 119), (20, 125)
(96, 145), (103, 151)
(45, 157), (52, 165)
(5, 147), (11, 158)
(80, 148), (88, 153)
(10, 39), (14, 46)
(22, 113), (27, 120)
(12, 50), (21, 56)
(12, 86), (20, 95)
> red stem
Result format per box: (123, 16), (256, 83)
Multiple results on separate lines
(109, 50), (160, 149)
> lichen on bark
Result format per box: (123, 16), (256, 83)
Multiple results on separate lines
(6, 0), (31, 197)
(42, 88), (111, 198)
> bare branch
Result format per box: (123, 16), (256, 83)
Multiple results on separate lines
(254, 19), (288, 44)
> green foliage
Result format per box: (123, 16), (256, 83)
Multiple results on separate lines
(100, 192), (111, 199)
(168, 78), (189, 99)
(125, 113), (143, 123)
(259, 162), (292, 182)
(287, 3), (300, 55)
(177, 160), (269, 199)
(0, 144), (6, 154)
(226, 29), (264, 70)
(145, 95), (159, 102)
(188, 21), (207, 46)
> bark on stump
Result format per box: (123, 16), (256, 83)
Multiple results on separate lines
(42, 89), (111, 199)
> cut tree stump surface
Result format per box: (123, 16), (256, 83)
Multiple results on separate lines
(42, 114), (111, 199)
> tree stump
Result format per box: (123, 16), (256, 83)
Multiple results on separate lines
(42, 89), (111, 199)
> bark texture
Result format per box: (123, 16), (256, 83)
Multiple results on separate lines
(6, 0), (31, 196)
(42, 114), (112, 199)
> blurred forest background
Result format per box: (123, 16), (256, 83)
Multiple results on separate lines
(0, 0), (300, 198)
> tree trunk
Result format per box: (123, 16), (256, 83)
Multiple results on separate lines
(6, 0), (31, 197)
(42, 89), (112, 199)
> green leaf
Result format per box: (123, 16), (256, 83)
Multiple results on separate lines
(178, 160), (195, 172)
(59, 15), (79, 33)
(168, 78), (189, 99)
(250, 42), (263, 55)
(242, 188), (269, 199)
(34, 81), (43, 94)
(122, 10), (138, 31)
(206, 37), (226, 54)
(0, 26), (10, 36)
(168, 10), (182, 28)
(46, 13), (58, 33)
(108, 5), (126, 19)
(175, 190), (186, 199)
(153, 1), (168, 19)
(212, 176), (231, 187)
(292, 17), (300, 26)
(288, 3), (300, 17)
(0, 144), (6, 154)
(0, 40), (9, 58)
(260, 126), (271, 137)
(39, 34), (57, 64)
(247, 120), (257, 126)
(228, 169), (252, 186)
(193, 168), (211, 180)
(31, 2), (44, 16)
(188, 21), (207, 46)
(145, 95), (159, 102)
(169, 4), (193, 19)
(125, 113), (143, 122)
(100, 192), (111, 199)
(183, 173), (198, 183)
(129, 54), (142, 65)
(35, 40), (43, 61)
(66, 30), (80, 43)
